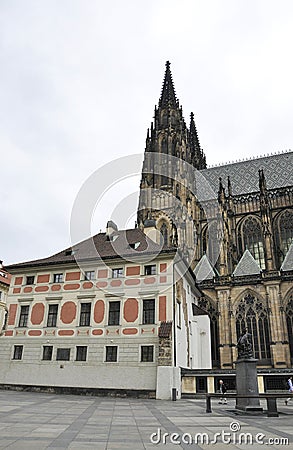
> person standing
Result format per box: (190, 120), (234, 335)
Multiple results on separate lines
(218, 379), (227, 405)
(285, 376), (293, 405)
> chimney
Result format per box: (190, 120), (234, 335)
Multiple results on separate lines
(106, 221), (118, 240)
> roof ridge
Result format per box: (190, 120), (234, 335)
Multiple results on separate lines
(206, 149), (292, 169)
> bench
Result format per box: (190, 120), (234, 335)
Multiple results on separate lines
(205, 393), (292, 417)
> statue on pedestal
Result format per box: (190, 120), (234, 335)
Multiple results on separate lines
(237, 330), (254, 359)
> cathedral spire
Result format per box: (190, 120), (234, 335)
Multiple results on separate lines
(158, 61), (178, 108)
(189, 112), (207, 169)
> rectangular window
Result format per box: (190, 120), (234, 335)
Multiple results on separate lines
(79, 303), (91, 327)
(141, 345), (154, 362)
(56, 348), (70, 361)
(0, 291), (2, 300)
(144, 265), (156, 275)
(18, 305), (29, 327)
(76, 346), (87, 361)
(84, 270), (95, 281)
(53, 273), (63, 283)
(47, 304), (58, 327)
(13, 345), (23, 360)
(42, 346), (53, 361)
(108, 301), (120, 325)
(112, 268), (123, 278)
(105, 346), (118, 362)
(143, 299), (155, 324)
(26, 275), (35, 285)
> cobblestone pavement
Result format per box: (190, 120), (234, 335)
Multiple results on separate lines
(0, 390), (292, 449)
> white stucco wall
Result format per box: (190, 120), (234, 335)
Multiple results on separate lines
(0, 337), (158, 390)
(156, 366), (181, 400)
(174, 267), (212, 370)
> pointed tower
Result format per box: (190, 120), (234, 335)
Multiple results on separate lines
(137, 62), (207, 258)
(189, 112), (206, 169)
(258, 169), (275, 271)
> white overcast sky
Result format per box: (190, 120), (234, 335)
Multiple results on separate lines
(1, 0), (293, 265)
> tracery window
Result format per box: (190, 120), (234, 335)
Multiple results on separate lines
(202, 221), (220, 266)
(238, 216), (265, 269)
(277, 210), (293, 264)
(285, 293), (293, 362)
(198, 298), (220, 368)
(235, 294), (271, 361)
(161, 138), (168, 154)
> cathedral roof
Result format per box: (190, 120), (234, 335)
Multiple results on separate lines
(280, 243), (293, 272)
(233, 249), (261, 277)
(200, 151), (293, 195)
(7, 228), (177, 271)
(194, 254), (216, 282)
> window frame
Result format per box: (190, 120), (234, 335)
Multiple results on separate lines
(47, 304), (58, 328)
(108, 301), (120, 326)
(144, 265), (156, 276)
(84, 270), (95, 281)
(142, 299), (155, 324)
(112, 268), (123, 278)
(56, 348), (71, 361)
(105, 345), (118, 362)
(26, 275), (35, 285)
(238, 216), (265, 270)
(42, 345), (53, 361)
(53, 273), (63, 283)
(18, 305), (29, 328)
(12, 345), (23, 360)
(140, 345), (154, 362)
(76, 346), (87, 362)
(79, 302), (91, 327)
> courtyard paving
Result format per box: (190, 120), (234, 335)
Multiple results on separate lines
(0, 390), (292, 449)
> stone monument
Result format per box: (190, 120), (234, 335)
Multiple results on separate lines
(235, 330), (263, 414)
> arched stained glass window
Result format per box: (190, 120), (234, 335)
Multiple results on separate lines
(202, 221), (220, 266)
(198, 297), (220, 368)
(161, 138), (168, 154)
(239, 216), (265, 269)
(277, 210), (293, 263)
(235, 293), (271, 361)
(285, 292), (293, 362)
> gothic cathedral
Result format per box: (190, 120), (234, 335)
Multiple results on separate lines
(138, 61), (293, 369)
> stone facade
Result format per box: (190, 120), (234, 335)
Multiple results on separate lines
(138, 61), (293, 370)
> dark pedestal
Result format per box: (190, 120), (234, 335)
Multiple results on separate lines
(235, 358), (263, 414)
